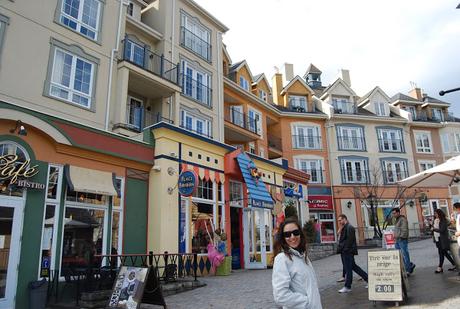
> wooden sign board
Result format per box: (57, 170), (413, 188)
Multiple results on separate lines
(108, 266), (149, 309)
(368, 250), (407, 302)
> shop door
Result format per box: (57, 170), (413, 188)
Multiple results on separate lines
(0, 198), (23, 309)
(243, 208), (266, 269)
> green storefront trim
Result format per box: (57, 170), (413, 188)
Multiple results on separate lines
(123, 178), (148, 255)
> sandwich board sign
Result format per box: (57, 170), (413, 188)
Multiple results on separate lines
(368, 250), (408, 305)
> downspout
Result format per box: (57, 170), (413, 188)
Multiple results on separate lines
(171, 0), (176, 62)
(105, 0), (127, 131)
(324, 119), (337, 239)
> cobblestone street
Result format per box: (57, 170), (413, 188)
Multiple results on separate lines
(144, 239), (460, 309)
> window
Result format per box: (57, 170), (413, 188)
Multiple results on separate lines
(193, 178), (213, 200)
(289, 95), (307, 111)
(58, 0), (102, 41)
(124, 39), (144, 67)
(48, 45), (96, 109)
(455, 133), (460, 152)
(181, 60), (211, 106)
(432, 108), (444, 121)
(293, 125), (321, 149)
(337, 126), (365, 151)
(127, 2), (134, 16)
(382, 159), (408, 184)
(180, 110), (211, 138)
(408, 106), (417, 120)
(296, 159), (324, 183)
(419, 161), (435, 171)
(340, 158), (368, 184)
(377, 128), (403, 152)
(332, 98), (354, 114)
(239, 76), (249, 91)
(248, 142), (256, 154)
(259, 147), (265, 158)
(259, 89), (267, 102)
(229, 105), (244, 127)
(248, 109), (262, 135)
(229, 181), (243, 207)
(126, 96), (144, 130)
(414, 131), (432, 153)
(0, 142), (29, 197)
(180, 12), (211, 61)
(0, 14), (9, 63)
(374, 102), (387, 116)
(441, 133), (451, 153)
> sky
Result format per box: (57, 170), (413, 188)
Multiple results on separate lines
(195, 0), (460, 116)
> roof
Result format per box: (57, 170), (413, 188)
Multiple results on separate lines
(423, 95), (450, 105)
(185, 0), (229, 32)
(280, 75), (314, 95)
(228, 60), (254, 81)
(320, 78), (357, 99)
(303, 63), (322, 77)
(390, 93), (422, 104)
(358, 86), (391, 105)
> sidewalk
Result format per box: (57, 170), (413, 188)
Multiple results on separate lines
(322, 266), (460, 308)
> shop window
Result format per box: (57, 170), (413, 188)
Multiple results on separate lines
(229, 181), (243, 207)
(111, 211), (121, 256)
(217, 182), (223, 202)
(191, 202), (213, 253)
(61, 207), (106, 269)
(193, 178), (213, 200)
(66, 190), (108, 205)
(47, 166), (61, 200)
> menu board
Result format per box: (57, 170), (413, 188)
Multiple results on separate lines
(368, 250), (405, 302)
(108, 266), (149, 309)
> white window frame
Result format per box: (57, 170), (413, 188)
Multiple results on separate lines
(289, 95), (307, 111)
(248, 108), (262, 135)
(258, 89), (267, 102)
(259, 147), (265, 158)
(408, 106), (417, 120)
(418, 160), (435, 172)
(441, 133), (451, 153)
(50, 47), (95, 108)
(126, 96), (144, 130)
(59, 0), (102, 41)
(414, 131), (433, 153)
(229, 105), (244, 127)
(180, 12), (211, 60)
(239, 76), (249, 91)
(181, 60), (211, 106)
(332, 98), (353, 114)
(248, 142), (256, 154)
(338, 126), (365, 151)
(181, 110), (211, 138)
(374, 102), (387, 116)
(432, 108), (444, 121)
(293, 125), (321, 149)
(229, 181), (243, 208)
(377, 129), (402, 152)
(382, 160), (408, 184)
(296, 159), (324, 184)
(455, 133), (460, 152)
(341, 158), (368, 184)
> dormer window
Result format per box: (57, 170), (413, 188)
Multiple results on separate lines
(239, 76), (249, 91)
(259, 89), (267, 102)
(374, 102), (387, 116)
(432, 108), (444, 121)
(289, 95), (307, 112)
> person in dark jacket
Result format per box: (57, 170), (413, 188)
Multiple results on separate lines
(431, 209), (456, 273)
(337, 214), (368, 293)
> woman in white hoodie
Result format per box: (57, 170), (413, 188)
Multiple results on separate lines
(272, 217), (322, 309)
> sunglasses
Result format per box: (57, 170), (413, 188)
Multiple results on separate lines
(283, 229), (301, 238)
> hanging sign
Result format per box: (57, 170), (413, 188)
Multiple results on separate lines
(0, 154), (40, 185)
(178, 170), (198, 197)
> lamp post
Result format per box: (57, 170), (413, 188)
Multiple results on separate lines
(368, 194), (379, 239)
(439, 87), (460, 96)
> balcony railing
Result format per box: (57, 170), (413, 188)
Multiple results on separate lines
(123, 38), (179, 85)
(180, 73), (212, 107)
(120, 109), (173, 132)
(179, 124), (212, 139)
(224, 106), (260, 135)
(299, 169), (325, 183)
(267, 134), (282, 151)
(383, 169), (409, 184)
(333, 101), (356, 114)
(180, 26), (212, 61)
(337, 136), (365, 151)
(340, 168), (370, 184)
(292, 135), (322, 149)
(378, 138), (404, 152)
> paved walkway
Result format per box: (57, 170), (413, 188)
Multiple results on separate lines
(143, 239), (460, 309)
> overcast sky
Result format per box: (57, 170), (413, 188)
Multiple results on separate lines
(195, 0), (460, 115)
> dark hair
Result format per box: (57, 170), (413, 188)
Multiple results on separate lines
(454, 202), (460, 209)
(392, 207), (401, 213)
(273, 217), (308, 262)
(338, 214), (348, 220)
(434, 209), (447, 222)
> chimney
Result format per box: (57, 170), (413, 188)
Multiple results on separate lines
(272, 73), (284, 105)
(340, 69), (351, 87)
(282, 63), (294, 84)
(409, 88), (423, 100)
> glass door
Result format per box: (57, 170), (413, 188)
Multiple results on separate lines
(243, 208), (266, 269)
(0, 198), (23, 309)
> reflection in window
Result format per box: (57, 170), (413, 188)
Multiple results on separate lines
(47, 167), (60, 200)
(193, 178), (213, 200)
(40, 205), (56, 278)
(191, 203), (213, 253)
(66, 190), (107, 205)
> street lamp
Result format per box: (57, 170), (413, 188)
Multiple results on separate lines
(439, 87), (460, 96)
(368, 194), (379, 239)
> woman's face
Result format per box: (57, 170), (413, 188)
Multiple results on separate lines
(434, 212), (439, 219)
(283, 223), (301, 249)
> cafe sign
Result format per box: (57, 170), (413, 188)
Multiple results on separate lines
(0, 154), (40, 186)
(178, 170), (198, 197)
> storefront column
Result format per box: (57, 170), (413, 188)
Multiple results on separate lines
(113, 67), (130, 125)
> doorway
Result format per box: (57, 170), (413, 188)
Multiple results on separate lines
(243, 208), (266, 269)
(230, 207), (242, 269)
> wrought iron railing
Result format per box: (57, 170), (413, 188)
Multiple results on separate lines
(224, 106), (260, 135)
(180, 73), (212, 106)
(180, 26), (212, 61)
(378, 138), (404, 152)
(179, 124), (213, 139)
(292, 135), (322, 149)
(123, 37), (179, 85)
(298, 169), (326, 183)
(340, 168), (370, 184)
(337, 136), (365, 150)
(120, 110), (173, 132)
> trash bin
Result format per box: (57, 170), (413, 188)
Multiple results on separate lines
(28, 278), (48, 309)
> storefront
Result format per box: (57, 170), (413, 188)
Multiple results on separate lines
(282, 167), (309, 225)
(307, 187), (336, 243)
(0, 102), (152, 308)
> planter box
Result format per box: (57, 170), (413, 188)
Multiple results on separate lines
(216, 256), (232, 276)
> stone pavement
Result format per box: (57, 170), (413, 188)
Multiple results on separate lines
(142, 239), (460, 309)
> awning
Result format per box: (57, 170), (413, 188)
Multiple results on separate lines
(236, 153), (274, 209)
(64, 165), (119, 196)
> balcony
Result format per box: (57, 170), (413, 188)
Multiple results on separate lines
(299, 169), (325, 184)
(123, 38), (179, 85)
(333, 101), (356, 114)
(340, 168), (370, 184)
(180, 74), (212, 107)
(292, 135), (322, 150)
(180, 26), (212, 62)
(267, 134), (283, 159)
(179, 124), (212, 139)
(378, 138), (404, 152)
(338, 136), (365, 151)
(224, 106), (261, 141)
(114, 109), (173, 133)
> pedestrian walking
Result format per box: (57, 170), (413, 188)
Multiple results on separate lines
(431, 209), (456, 273)
(336, 220), (346, 283)
(272, 217), (322, 309)
(336, 214), (368, 293)
(392, 207), (416, 275)
(453, 202), (460, 277)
